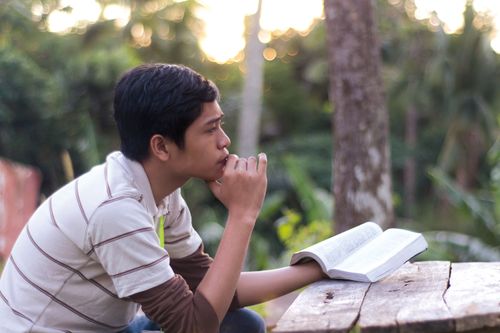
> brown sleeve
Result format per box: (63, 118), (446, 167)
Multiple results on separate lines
(169, 244), (212, 292)
(170, 244), (241, 310)
(129, 275), (219, 333)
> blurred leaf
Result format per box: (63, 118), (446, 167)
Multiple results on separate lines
(428, 167), (499, 238)
(276, 209), (302, 243)
(259, 191), (287, 221)
(283, 155), (331, 222)
(423, 231), (500, 262)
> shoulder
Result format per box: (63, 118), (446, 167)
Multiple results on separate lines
(165, 189), (191, 221)
(93, 194), (150, 225)
(88, 194), (153, 243)
(168, 188), (187, 209)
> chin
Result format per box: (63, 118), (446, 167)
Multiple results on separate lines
(200, 170), (223, 182)
(206, 173), (223, 182)
(199, 164), (225, 182)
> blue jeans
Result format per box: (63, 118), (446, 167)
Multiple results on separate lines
(121, 308), (266, 333)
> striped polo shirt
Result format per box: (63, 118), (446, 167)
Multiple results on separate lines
(0, 151), (202, 332)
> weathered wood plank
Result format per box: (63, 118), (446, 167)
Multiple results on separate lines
(358, 261), (454, 333)
(272, 279), (370, 333)
(444, 262), (500, 332)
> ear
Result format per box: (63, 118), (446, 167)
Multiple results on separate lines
(149, 134), (170, 162)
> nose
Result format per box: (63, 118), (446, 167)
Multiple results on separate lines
(218, 129), (231, 149)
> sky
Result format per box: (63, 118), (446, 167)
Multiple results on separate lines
(36, 0), (500, 63)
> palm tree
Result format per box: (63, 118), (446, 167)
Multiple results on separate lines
(433, 5), (499, 190)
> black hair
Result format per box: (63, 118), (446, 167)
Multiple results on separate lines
(113, 63), (220, 161)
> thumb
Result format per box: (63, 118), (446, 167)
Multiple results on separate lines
(206, 179), (221, 197)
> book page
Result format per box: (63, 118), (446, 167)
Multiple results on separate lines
(331, 229), (424, 276)
(290, 222), (382, 270)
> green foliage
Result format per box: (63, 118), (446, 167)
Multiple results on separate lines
(0, 44), (68, 191)
(282, 155), (331, 222)
(263, 54), (329, 137)
(426, 132), (500, 261)
(383, 1), (500, 223)
(272, 155), (333, 261)
(1, 0), (499, 269)
(428, 167), (499, 237)
(0, 0), (212, 194)
(263, 133), (332, 191)
(63, 47), (139, 166)
(276, 210), (331, 253)
(421, 231), (500, 262)
(0, 46), (54, 129)
(489, 136), (500, 220)
(276, 209), (301, 244)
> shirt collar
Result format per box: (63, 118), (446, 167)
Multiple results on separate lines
(117, 152), (162, 217)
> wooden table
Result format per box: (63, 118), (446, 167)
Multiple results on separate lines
(272, 261), (500, 333)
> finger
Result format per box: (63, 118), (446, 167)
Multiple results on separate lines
(206, 180), (221, 196)
(247, 156), (257, 172)
(257, 153), (267, 174)
(236, 158), (248, 171)
(226, 154), (239, 170)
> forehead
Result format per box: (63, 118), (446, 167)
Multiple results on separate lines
(194, 101), (224, 125)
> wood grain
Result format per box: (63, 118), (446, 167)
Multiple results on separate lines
(358, 261), (454, 333)
(273, 261), (500, 333)
(444, 262), (500, 332)
(273, 279), (370, 333)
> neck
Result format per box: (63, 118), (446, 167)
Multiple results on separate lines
(141, 157), (188, 205)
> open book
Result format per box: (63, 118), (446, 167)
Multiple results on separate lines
(290, 222), (428, 283)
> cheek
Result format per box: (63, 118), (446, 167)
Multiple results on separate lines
(190, 149), (215, 171)
(196, 148), (212, 163)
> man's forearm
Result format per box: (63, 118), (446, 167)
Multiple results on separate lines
(236, 261), (325, 306)
(197, 213), (254, 321)
(200, 153), (267, 320)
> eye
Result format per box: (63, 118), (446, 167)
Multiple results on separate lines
(208, 124), (218, 133)
(208, 120), (224, 133)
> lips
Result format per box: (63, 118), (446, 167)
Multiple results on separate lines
(218, 154), (229, 165)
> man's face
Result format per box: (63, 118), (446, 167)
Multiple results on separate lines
(169, 101), (231, 181)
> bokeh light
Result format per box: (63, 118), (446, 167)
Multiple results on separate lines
(40, 0), (500, 61)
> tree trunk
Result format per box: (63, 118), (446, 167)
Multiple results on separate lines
(237, 0), (264, 157)
(324, 0), (394, 233)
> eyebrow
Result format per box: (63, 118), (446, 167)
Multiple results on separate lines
(204, 114), (224, 126)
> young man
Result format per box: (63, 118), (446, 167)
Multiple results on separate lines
(0, 63), (324, 333)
